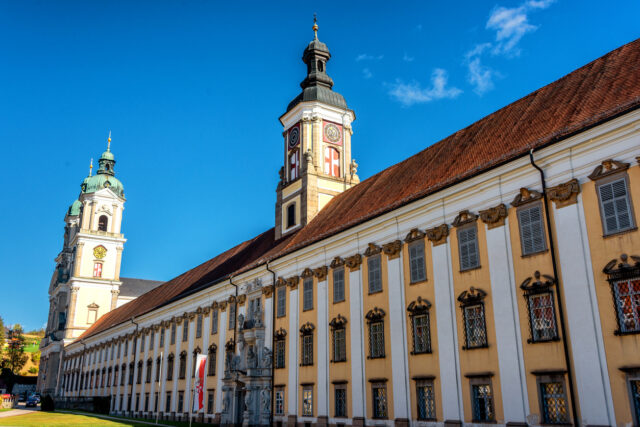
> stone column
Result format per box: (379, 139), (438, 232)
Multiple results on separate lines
(287, 284), (299, 421)
(184, 316), (195, 416)
(74, 243), (85, 277)
(114, 247), (124, 281)
(215, 309), (227, 414)
(316, 273), (329, 422)
(81, 201), (90, 230)
(111, 204), (118, 233)
(65, 287), (80, 339)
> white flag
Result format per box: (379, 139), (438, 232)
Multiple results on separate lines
(193, 354), (208, 412)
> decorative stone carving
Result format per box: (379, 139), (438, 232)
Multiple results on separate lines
(212, 301), (219, 309)
(286, 276), (299, 289)
(330, 256), (345, 269)
(365, 307), (386, 322)
(547, 179), (580, 208)
(301, 268), (314, 278)
(261, 285), (274, 297)
(187, 311), (196, 320)
(364, 243), (382, 257)
(345, 254), (362, 270)
(228, 295), (236, 303)
(425, 224), (449, 246)
(479, 204), (508, 229)
(404, 228), (426, 243)
(520, 271), (556, 292)
(603, 253), (640, 278)
(313, 266), (328, 281)
(407, 296), (431, 314)
(275, 277), (287, 288)
(203, 306), (211, 315)
(382, 240), (402, 259)
(329, 314), (348, 329)
(511, 187), (543, 207)
(219, 301), (227, 311)
(237, 295), (246, 305)
(457, 287), (488, 305)
(299, 322), (315, 335)
(452, 210), (478, 227)
(588, 159), (630, 181)
(274, 328), (287, 339)
(262, 347), (272, 368)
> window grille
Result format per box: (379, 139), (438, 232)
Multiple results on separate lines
(471, 384), (494, 422)
(412, 313), (431, 353)
(416, 380), (436, 420)
(275, 339), (286, 369)
(368, 255), (382, 293)
(463, 304), (487, 348)
(458, 226), (480, 271)
(368, 321), (385, 358)
(275, 389), (285, 415)
(598, 178), (634, 235)
(409, 241), (427, 283)
(527, 292), (558, 341)
(518, 204), (546, 255)
(302, 387), (313, 416)
(630, 379), (640, 424)
(166, 355), (174, 381)
(277, 287), (286, 317)
(613, 279), (640, 333)
(207, 390), (215, 414)
(302, 334), (313, 366)
(229, 304), (236, 330)
(179, 352), (186, 379)
(372, 383), (388, 419)
(303, 278), (313, 311)
(540, 382), (569, 424)
(333, 268), (345, 302)
(334, 386), (347, 417)
(208, 347), (216, 376)
(196, 314), (203, 338)
(333, 328), (346, 362)
(182, 321), (189, 342)
(165, 392), (171, 413)
(211, 309), (218, 334)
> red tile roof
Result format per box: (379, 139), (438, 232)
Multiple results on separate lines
(78, 38), (640, 342)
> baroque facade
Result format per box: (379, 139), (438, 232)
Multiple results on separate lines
(48, 26), (640, 427)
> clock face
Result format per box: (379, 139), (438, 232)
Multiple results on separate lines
(323, 121), (342, 145)
(93, 245), (107, 259)
(288, 125), (300, 149)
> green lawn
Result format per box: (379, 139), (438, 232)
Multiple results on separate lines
(23, 342), (40, 353)
(0, 411), (147, 426)
(67, 411), (212, 427)
(0, 409), (12, 412)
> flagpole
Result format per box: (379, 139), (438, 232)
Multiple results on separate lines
(155, 351), (162, 425)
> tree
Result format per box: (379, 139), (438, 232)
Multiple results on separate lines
(0, 316), (4, 360)
(5, 324), (29, 375)
(31, 351), (40, 364)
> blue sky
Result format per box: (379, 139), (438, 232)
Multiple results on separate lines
(1, 1), (638, 330)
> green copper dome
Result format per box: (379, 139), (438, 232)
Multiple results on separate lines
(81, 173), (125, 198)
(100, 150), (114, 161)
(68, 199), (82, 216)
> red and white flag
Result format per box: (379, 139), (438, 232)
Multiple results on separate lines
(192, 354), (207, 412)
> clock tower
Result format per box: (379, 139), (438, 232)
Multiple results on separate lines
(275, 18), (359, 239)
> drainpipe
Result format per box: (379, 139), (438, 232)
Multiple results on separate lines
(129, 317), (139, 415)
(529, 149), (579, 425)
(228, 276), (239, 353)
(265, 262), (277, 426)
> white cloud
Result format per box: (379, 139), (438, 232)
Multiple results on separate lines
(362, 68), (373, 79)
(403, 53), (415, 62)
(355, 53), (384, 62)
(467, 57), (495, 95)
(486, 0), (554, 55)
(388, 68), (462, 107)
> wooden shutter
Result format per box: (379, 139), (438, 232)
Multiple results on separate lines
(458, 227), (479, 270)
(518, 205), (546, 255)
(599, 178), (633, 234)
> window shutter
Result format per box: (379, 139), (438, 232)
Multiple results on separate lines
(303, 278), (313, 310)
(458, 227), (479, 270)
(599, 179), (633, 234)
(277, 287), (286, 317)
(518, 205), (545, 255)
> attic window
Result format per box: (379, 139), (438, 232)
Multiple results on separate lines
(287, 203), (296, 229)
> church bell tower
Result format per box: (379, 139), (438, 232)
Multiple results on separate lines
(275, 18), (359, 239)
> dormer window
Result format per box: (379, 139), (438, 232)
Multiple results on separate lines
(287, 203), (296, 229)
(98, 215), (108, 232)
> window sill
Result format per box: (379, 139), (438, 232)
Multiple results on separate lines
(302, 307), (314, 312)
(603, 226), (638, 239)
(527, 336), (560, 344)
(368, 289), (383, 295)
(410, 350), (433, 355)
(459, 265), (481, 273)
(333, 299), (346, 304)
(409, 278), (428, 286)
(614, 329), (640, 336)
(367, 355), (386, 360)
(521, 249), (549, 258)
(330, 359), (347, 363)
(462, 344), (488, 350)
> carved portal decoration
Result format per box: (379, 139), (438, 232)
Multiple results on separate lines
(274, 328), (287, 339)
(364, 243), (382, 257)
(426, 224), (449, 246)
(479, 204), (508, 229)
(547, 178), (580, 208)
(365, 307), (386, 322)
(382, 240), (402, 259)
(301, 268), (314, 278)
(345, 254), (362, 270)
(588, 159), (630, 181)
(405, 228), (426, 243)
(603, 254), (640, 279)
(457, 287), (488, 305)
(313, 266), (328, 281)
(452, 210), (478, 227)
(330, 257), (345, 269)
(299, 322), (315, 335)
(511, 187), (543, 207)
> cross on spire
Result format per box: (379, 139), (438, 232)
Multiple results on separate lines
(107, 130), (112, 151)
(313, 13), (318, 39)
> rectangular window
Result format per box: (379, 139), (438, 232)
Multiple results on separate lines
(156, 359), (161, 382)
(165, 392), (171, 413)
(518, 204), (547, 255)
(334, 385), (347, 417)
(613, 279), (640, 333)
(135, 393), (140, 412)
(277, 287), (286, 317)
(471, 383), (494, 422)
(167, 357), (174, 381)
(182, 322), (189, 342)
(332, 328), (346, 362)
(333, 268), (345, 303)
(120, 367), (125, 386)
(150, 331), (154, 348)
(170, 323), (176, 345)
(275, 339), (286, 369)
(208, 349), (216, 376)
(372, 383), (388, 419)
(146, 362), (152, 383)
(302, 387), (313, 416)
(159, 329), (164, 347)
(408, 241), (427, 283)
(154, 392), (158, 412)
(128, 364), (134, 385)
(275, 388), (285, 415)
(196, 314), (203, 338)
(141, 335), (145, 352)
(463, 304), (487, 348)
(93, 262), (103, 278)
(303, 278), (313, 311)
(179, 356), (186, 379)
(137, 363), (142, 384)
(540, 381), (569, 424)
(369, 321), (385, 358)
(177, 391), (184, 413)
(211, 309), (218, 334)
(412, 313), (431, 353)
(207, 390), (215, 414)
(302, 335), (313, 366)
(598, 178), (634, 235)
(368, 255), (382, 293)
(144, 393), (149, 412)
(527, 292), (558, 341)
(229, 304), (236, 330)
(87, 308), (98, 324)
(416, 380), (436, 420)
(458, 226), (480, 271)
(630, 379), (640, 424)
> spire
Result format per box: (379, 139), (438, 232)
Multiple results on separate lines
(88, 158), (93, 177)
(107, 130), (111, 152)
(313, 13), (318, 40)
(97, 131), (116, 176)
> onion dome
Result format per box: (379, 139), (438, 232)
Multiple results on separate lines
(67, 199), (82, 216)
(80, 132), (125, 198)
(287, 16), (348, 112)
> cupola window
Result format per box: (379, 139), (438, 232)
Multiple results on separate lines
(98, 215), (108, 232)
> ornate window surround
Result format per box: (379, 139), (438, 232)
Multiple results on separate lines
(520, 272), (560, 343)
(457, 287), (489, 350)
(407, 297), (432, 354)
(329, 314), (348, 363)
(603, 254), (640, 335)
(366, 307), (386, 359)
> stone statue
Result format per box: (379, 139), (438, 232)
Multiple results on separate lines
(278, 167), (284, 181)
(225, 352), (232, 372)
(247, 346), (257, 368)
(238, 314), (245, 330)
(261, 388), (270, 413)
(261, 347), (272, 368)
(222, 392), (230, 413)
(244, 390), (252, 410)
(350, 159), (359, 176)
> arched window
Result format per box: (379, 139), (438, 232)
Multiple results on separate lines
(324, 146), (340, 177)
(289, 149), (300, 181)
(98, 215), (108, 232)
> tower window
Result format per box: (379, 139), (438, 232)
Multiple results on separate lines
(324, 146), (340, 177)
(317, 60), (324, 72)
(286, 203), (296, 229)
(98, 215), (108, 232)
(93, 262), (103, 278)
(289, 149), (300, 181)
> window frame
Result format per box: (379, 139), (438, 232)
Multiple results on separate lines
(303, 277), (314, 311)
(275, 337), (286, 369)
(371, 382), (388, 419)
(334, 384), (347, 418)
(604, 256), (640, 335)
(276, 286), (286, 318)
(207, 345), (217, 377)
(415, 378), (436, 421)
(302, 386), (313, 417)
(211, 308), (218, 334)
(275, 387), (285, 415)
(196, 314), (203, 338)
(535, 372), (570, 425)
(469, 377), (495, 423)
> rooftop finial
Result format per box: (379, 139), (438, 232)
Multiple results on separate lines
(312, 13), (318, 39)
(107, 130), (112, 151)
(89, 158), (93, 177)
